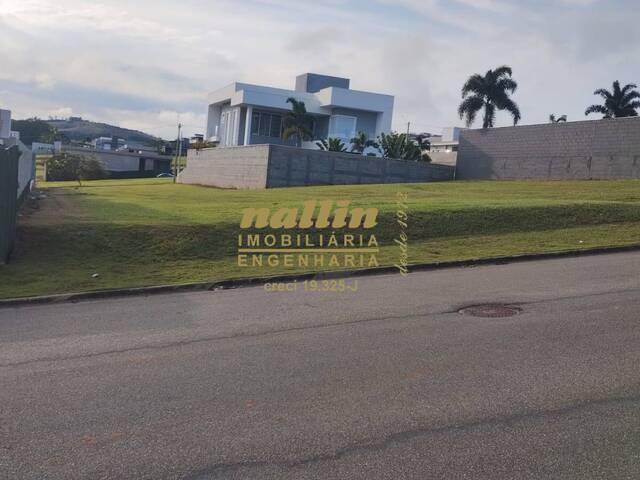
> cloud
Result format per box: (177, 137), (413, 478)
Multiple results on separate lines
(0, 0), (637, 138)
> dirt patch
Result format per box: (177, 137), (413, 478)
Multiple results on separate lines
(19, 188), (88, 227)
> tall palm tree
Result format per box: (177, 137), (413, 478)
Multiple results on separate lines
(458, 66), (521, 128)
(282, 97), (314, 147)
(585, 81), (640, 118)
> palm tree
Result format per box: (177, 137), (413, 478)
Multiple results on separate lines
(549, 114), (567, 123)
(316, 138), (348, 152)
(585, 81), (640, 118)
(458, 66), (521, 128)
(350, 131), (378, 154)
(282, 97), (314, 147)
(377, 132), (422, 161)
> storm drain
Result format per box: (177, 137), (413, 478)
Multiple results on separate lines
(458, 304), (522, 318)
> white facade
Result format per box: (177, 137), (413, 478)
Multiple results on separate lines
(430, 127), (464, 153)
(93, 136), (127, 151)
(205, 73), (394, 150)
(31, 141), (62, 154)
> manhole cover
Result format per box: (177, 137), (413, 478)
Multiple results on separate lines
(458, 304), (522, 318)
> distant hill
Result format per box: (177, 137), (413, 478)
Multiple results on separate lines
(46, 117), (160, 146)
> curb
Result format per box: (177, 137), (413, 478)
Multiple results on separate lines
(1, 244), (639, 308)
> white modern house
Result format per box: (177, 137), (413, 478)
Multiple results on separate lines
(205, 73), (394, 150)
(428, 127), (464, 166)
(430, 127), (463, 153)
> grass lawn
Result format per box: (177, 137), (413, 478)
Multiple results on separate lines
(1, 177), (640, 299)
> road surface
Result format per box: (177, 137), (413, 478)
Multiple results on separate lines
(1, 252), (640, 479)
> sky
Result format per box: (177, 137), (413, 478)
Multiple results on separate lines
(0, 0), (638, 139)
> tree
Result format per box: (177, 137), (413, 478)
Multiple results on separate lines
(585, 81), (640, 118)
(408, 133), (432, 162)
(316, 138), (348, 152)
(46, 153), (107, 185)
(549, 114), (567, 123)
(350, 131), (378, 154)
(282, 97), (314, 147)
(458, 66), (521, 128)
(377, 132), (422, 161)
(10, 118), (56, 146)
(409, 133), (431, 151)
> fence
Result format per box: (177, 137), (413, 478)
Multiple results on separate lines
(456, 116), (640, 180)
(0, 146), (20, 263)
(179, 144), (455, 189)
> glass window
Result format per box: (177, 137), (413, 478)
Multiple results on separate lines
(259, 114), (270, 137)
(270, 115), (282, 138)
(251, 112), (260, 135)
(251, 111), (283, 138)
(328, 115), (357, 141)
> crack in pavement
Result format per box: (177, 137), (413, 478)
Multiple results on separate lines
(0, 310), (447, 368)
(183, 392), (640, 479)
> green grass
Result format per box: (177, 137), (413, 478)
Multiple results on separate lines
(1, 178), (640, 299)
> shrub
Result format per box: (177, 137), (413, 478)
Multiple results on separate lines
(46, 153), (108, 185)
(316, 138), (348, 152)
(376, 132), (422, 161)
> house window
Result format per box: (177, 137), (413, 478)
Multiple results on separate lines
(328, 115), (357, 142)
(251, 112), (260, 135)
(270, 115), (282, 138)
(251, 111), (283, 139)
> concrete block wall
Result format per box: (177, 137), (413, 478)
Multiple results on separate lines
(428, 151), (458, 167)
(457, 116), (640, 180)
(179, 145), (270, 189)
(266, 145), (453, 187)
(178, 144), (454, 189)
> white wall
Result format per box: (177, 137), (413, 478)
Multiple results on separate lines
(2, 137), (35, 199)
(18, 145), (35, 198)
(206, 80), (396, 143)
(206, 104), (222, 140)
(32, 142), (62, 154)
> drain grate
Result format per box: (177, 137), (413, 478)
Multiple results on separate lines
(458, 304), (522, 318)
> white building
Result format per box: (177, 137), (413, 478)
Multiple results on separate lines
(93, 136), (127, 151)
(205, 73), (394, 150)
(428, 127), (464, 166)
(0, 109), (11, 139)
(31, 141), (62, 154)
(430, 127), (463, 153)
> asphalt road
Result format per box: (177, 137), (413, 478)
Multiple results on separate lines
(1, 252), (640, 479)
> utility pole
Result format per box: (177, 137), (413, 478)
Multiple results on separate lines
(173, 122), (182, 183)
